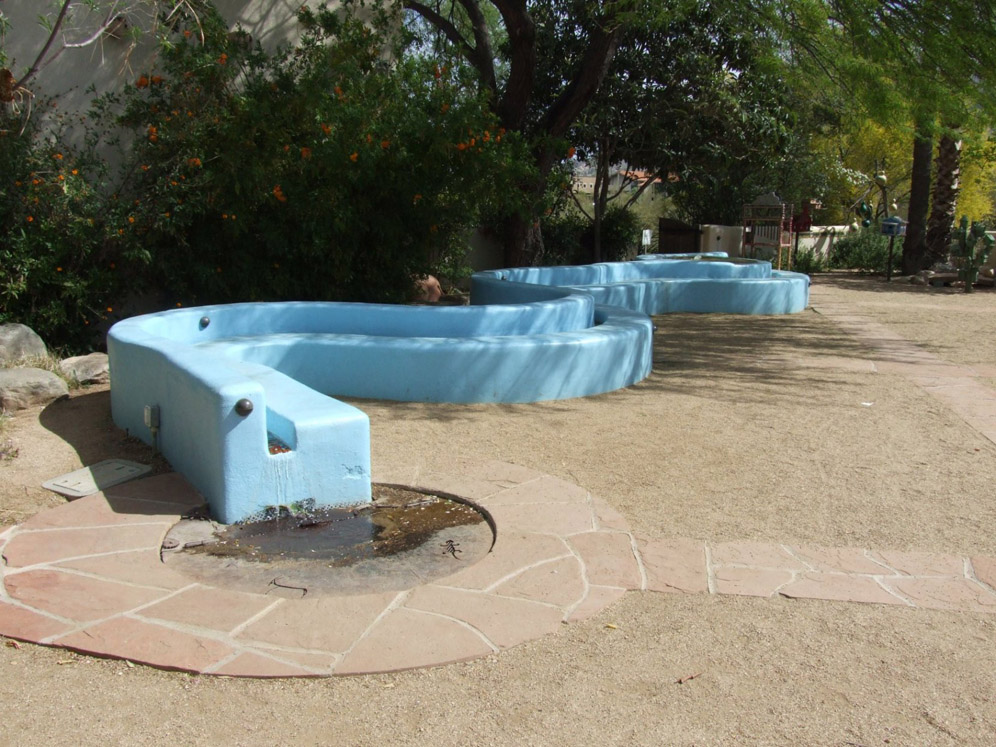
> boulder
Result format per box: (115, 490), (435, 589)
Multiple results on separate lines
(0, 323), (47, 364)
(0, 367), (69, 412)
(414, 275), (443, 303)
(59, 352), (110, 385)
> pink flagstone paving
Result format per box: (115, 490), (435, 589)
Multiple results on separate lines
(2, 524), (170, 567)
(0, 600), (74, 640)
(0, 466), (651, 676)
(712, 566), (796, 597)
(54, 616), (235, 672)
(3, 465), (996, 678)
(494, 555), (587, 607)
(211, 652), (318, 678)
(779, 573), (908, 606)
(636, 537), (708, 594)
(405, 585), (564, 648)
(5, 569), (168, 622)
(972, 556), (996, 589)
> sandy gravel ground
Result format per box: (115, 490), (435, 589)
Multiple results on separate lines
(2, 272), (995, 746)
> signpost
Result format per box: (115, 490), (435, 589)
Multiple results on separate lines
(881, 216), (907, 281)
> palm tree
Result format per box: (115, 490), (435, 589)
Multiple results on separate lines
(924, 131), (962, 264)
(900, 122), (933, 274)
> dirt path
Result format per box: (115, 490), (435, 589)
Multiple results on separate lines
(2, 272), (995, 745)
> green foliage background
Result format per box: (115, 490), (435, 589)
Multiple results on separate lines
(1, 2), (529, 350)
(827, 229), (892, 273)
(0, 113), (118, 350)
(542, 204), (641, 265)
(4, 0), (996, 351)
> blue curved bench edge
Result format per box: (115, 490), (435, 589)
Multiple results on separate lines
(472, 255), (810, 315)
(108, 288), (652, 523)
(109, 255), (806, 523)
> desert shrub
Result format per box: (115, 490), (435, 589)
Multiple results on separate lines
(1, 1), (531, 348)
(595, 205), (641, 261)
(541, 209), (588, 265)
(828, 229), (892, 272)
(0, 112), (120, 349)
(791, 247), (827, 275)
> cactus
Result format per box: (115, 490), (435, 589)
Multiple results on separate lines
(950, 216), (994, 292)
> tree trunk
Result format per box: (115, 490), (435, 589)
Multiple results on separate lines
(901, 127), (933, 274)
(592, 139), (613, 263)
(404, 1), (623, 268)
(925, 132), (962, 264)
(502, 213), (544, 268)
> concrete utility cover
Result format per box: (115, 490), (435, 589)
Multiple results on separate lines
(43, 459), (152, 498)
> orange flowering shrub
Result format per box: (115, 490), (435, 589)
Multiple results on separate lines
(1, 2), (537, 346)
(73, 2), (531, 308)
(0, 111), (118, 348)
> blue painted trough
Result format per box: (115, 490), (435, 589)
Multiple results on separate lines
(109, 254), (807, 523)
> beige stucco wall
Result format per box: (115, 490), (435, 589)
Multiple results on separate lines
(2, 1), (334, 119)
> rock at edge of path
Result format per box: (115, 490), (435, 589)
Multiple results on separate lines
(0, 323), (47, 364)
(0, 367), (69, 412)
(59, 352), (109, 385)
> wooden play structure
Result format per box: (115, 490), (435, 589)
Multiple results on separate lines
(741, 192), (794, 270)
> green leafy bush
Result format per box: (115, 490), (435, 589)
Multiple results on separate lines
(828, 229), (892, 273)
(541, 204), (640, 265)
(540, 209), (587, 265)
(100, 3), (527, 305)
(791, 247), (826, 275)
(3, 2), (531, 353)
(595, 205), (641, 262)
(0, 113), (119, 349)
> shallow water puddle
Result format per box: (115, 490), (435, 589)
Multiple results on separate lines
(161, 485), (494, 596)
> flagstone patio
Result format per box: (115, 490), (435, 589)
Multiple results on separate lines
(2, 454), (994, 677)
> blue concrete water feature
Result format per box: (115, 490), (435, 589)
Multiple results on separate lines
(473, 254), (810, 315)
(108, 254), (807, 523)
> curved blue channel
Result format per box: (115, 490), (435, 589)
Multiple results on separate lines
(109, 254), (806, 522)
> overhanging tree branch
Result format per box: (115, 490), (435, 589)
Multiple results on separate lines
(622, 171), (660, 209)
(14, 0), (74, 91)
(64, 2), (127, 49)
(404, 1), (475, 56)
(569, 187), (594, 221)
(491, 0), (536, 130)
(455, 0), (497, 93)
(542, 18), (621, 138)
(13, 1), (201, 95)
(404, 0), (498, 96)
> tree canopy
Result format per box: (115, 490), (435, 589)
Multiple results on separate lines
(399, 0), (996, 265)
(779, 0), (996, 270)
